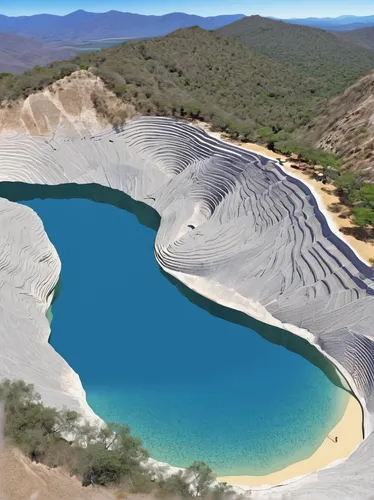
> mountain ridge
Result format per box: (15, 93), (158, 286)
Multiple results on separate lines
(0, 10), (245, 42)
(0, 22), (373, 179)
(218, 16), (374, 97)
(279, 14), (374, 31)
(0, 27), (319, 136)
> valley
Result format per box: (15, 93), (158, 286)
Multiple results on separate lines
(0, 6), (373, 500)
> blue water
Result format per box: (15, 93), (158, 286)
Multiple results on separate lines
(19, 193), (349, 476)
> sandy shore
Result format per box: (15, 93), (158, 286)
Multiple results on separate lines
(171, 269), (364, 490)
(192, 122), (374, 263)
(218, 396), (363, 488)
(241, 142), (374, 263)
(188, 122), (366, 488)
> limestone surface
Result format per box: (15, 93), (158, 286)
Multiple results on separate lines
(0, 116), (373, 498)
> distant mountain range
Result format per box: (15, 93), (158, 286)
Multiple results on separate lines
(0, 14), (374, 178)
(0, 10), (245, 42)
(280, 14), (374, 31)
(0, 33), (76, 74)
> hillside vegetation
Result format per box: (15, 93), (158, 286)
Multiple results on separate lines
(0, 25), (371, 177)
(338, 27), (374, 51)
(0, 27), (323, 141)
(1, 379), (234, 499)
(218, 16), (374, 97)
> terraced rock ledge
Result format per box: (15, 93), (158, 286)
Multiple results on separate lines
(0, 116), (373, 498)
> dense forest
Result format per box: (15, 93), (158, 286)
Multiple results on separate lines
(0, 27), (326, 141)
(0, 23), (373, 145)
(0, 24), (372, 232)
(218, 16), (374, 97)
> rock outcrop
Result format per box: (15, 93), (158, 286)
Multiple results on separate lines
(0, 70), (136, 136)
(304, 71), (374, 180)
(0, 116), (373, 498)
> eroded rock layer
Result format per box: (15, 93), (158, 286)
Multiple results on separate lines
(0, 116), (373, 498)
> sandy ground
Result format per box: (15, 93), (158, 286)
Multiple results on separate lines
(0, 447), (161, 500)
(191, 122), (374, 263)
(0, 447), (116, 500)
(218, 396), (363, 488)
(242, 142), (374, 263)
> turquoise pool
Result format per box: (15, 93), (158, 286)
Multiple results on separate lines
(9, 183), (349, 477)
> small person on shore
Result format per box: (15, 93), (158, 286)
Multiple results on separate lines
(335, 436), (338, 443)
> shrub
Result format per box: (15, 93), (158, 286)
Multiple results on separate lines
(352, 206), (374, 228)
(334, 173), (361, 197)
(113, 84), (127, 97)
(333, 176), (374, 231)
(78, 443), (125, 486)
(158, 472), (192, 498)
(187, 461), (215, 497)
(1, 380), (149, 489)
(0, 380), (236, 497)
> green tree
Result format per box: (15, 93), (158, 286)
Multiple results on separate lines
(158, 472), (192, 498)
(0, 379), (61, 462)
(76, 422), (148, 487)
(334, 173), (361, 197)
(335, 178), (374, 231)
(187, 461), (215, 497)
(78, 443), (125, 486)
(351, 206), (374, 229)
(0, 380), (233, 497)
(350, 183), (374, 207)
(257, 126), (273, 140)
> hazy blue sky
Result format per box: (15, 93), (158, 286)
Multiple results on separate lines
(2, 0), (373, 18)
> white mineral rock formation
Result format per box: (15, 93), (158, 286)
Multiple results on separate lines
(0, 116), (373, 498)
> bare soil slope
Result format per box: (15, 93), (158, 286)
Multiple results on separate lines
(303, 71), (374, 180)
(0, 447), (117, 500)
(0, 70), (137, 136)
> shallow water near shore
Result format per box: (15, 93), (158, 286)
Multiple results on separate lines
(9, 182), (351, 477)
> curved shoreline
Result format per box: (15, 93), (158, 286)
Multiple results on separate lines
(6, 182), (357, 485)
(178, 122), (369, 487)
(4, 179), (363, 491)
(0, 116), (373, 497)
(160, 269), (364, 491)
(191, 122), (372, 416)
(218, 396), (363, 488)
(193, 123), (374, 267)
